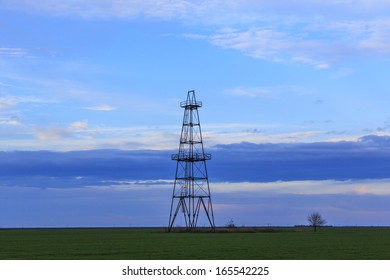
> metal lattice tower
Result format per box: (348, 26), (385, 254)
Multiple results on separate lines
(168, 90), (215, 232)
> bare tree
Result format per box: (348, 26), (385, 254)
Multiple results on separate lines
(307, 212), (326, 232)
(226, 218), (236, 228)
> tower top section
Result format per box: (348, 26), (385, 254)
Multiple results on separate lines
(180, 90), (202, 108)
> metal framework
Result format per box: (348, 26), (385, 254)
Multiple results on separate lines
(168, 90), (215, 232)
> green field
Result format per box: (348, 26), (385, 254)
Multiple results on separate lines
(1, 227), (390, 259)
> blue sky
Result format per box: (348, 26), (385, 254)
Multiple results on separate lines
(1, 1), (390, 227)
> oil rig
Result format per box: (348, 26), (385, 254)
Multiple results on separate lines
(168, 90), (215, 231)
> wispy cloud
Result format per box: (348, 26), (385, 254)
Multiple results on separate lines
(0, 114), (373, 151)
(203, 125), (328, 147)
(69, 120), (88, 130)
(0, 117), (21, 125)
(4, 1), (390, 66)
(212, 179), (390, 196)
(0, 100), (14, 110)
(34, 127), (73, 141)
(225, 86), (274, 98)
(11, 124), (180, 151)
(34, 120), (89, 141)
(0, 95), (52, 129)
(186, 22), (381, 68)
(0, 47), (29, 58)
(224, 85), (315, 99)
(0, 0), (195, 20)
(0, 95), (50, 107)
(185, 28), (302, 64)
(84, 105), (117, 111)
(3, 1), (390, 20)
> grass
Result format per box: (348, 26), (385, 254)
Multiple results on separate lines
(1, 227), (390, 259)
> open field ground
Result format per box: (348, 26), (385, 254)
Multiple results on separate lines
(1, 227), (390, 260)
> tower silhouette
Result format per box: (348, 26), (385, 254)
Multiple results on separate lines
(168, 90), (215, 232)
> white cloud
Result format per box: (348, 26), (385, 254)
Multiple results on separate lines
(187, 15), (390, 66)
(3, 0), (390, 22)
(0, 95), (53, 108)
(191, 28), (288, 61)
(226, 87), (273, 98)
(0, 117), (21, 125)
(212, 179), (390, 195)
(0, 118), (364, 151)
(0, 47), (29, 58)
(188, 24), (361, 67)
(19, 123), (179, 151)
(224, 85), (315, 99)
(357, 20), (390, 54)
(186, 27), (341, 67)
(84, 105), (117, 111)
(69, 120), (88, 130)
(34, 120), (89, 141)
(1, 0), (195, 19)
(34, 126), (72, 141)
(4, 1), (390, 66)
(0, 100), (14, 110)
(202, 124), (329, 147)
(321, 18), (390, 55)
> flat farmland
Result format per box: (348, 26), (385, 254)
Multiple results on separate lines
(1, 227), (390, 260)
